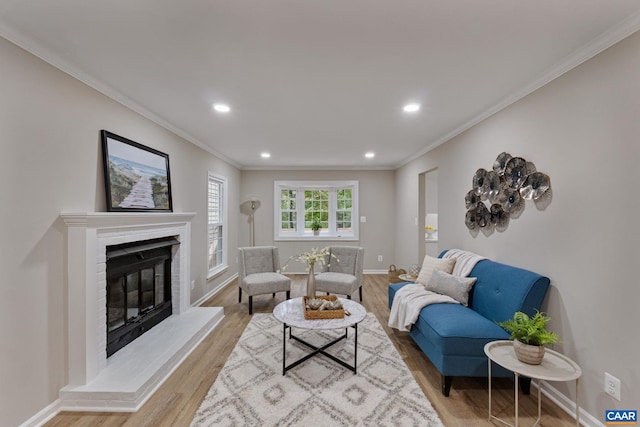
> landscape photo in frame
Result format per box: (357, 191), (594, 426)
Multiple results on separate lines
(101, 130), (173, 212)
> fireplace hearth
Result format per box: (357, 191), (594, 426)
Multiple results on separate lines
(106, 236), (179, 357)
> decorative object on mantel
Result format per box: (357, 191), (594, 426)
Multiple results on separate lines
(101, 130), (173, 212)
(283, 246), (337, 298)
(465, 152), (551, 233)
(498, 310), (559, 365)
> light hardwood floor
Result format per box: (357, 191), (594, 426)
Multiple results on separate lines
(45, 275), (577, 426)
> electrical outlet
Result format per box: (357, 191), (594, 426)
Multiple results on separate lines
(605, 372), (621, 401)
(191, 280), (196, 290)
(378, 255), (383, 262)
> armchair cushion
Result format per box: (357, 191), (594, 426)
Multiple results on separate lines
(315, 272), (359, 295)
(241, 272), (290, 296)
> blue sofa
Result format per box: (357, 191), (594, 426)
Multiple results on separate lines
(388, 250), (550, 396)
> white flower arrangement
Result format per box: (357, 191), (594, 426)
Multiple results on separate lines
(282, 246), (337, 271)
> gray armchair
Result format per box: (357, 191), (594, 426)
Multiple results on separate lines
(238, 246), (291, 314)
(315, 246), (365, 300)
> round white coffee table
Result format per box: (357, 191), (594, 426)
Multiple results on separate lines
(484, 340), (582, 427)
(273, 297), (366, 375)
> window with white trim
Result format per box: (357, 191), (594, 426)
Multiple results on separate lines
(208, 173), (227, 277)
(274, 180), (358, 240)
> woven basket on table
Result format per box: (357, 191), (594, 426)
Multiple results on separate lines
(303, 295), (345, 319)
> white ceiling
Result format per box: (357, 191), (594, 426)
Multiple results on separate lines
(2, 1), (640, 170)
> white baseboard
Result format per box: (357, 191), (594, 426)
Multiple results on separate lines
(534, 380), (603, 427)
(363, 269), (388, 275)
(18, 399), (61, 427)
(193, 273), (238, 307)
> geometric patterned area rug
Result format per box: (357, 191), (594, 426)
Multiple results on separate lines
(191, 313), (444, 426)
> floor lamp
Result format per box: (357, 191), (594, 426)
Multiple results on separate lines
(240, 196), (261, 246)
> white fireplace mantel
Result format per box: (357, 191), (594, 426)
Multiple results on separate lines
(59, 211), (223, 411)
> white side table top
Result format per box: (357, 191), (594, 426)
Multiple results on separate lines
(273, 297), (366, 330)
(484, 340), (582, 382)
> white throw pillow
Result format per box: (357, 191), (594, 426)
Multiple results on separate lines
(425, 269), (477, 306)
(415, 255), (455, 286)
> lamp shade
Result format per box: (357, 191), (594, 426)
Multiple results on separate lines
(240, 197), (261, 215)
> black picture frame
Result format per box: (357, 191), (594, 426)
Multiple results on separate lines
(101, 130), (173, 212)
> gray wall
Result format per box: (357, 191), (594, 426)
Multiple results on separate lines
(240, 170), (396, 273)
(0, 36), (240, 426)
(395, 30), (640, 421)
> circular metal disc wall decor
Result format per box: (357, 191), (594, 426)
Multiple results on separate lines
(490, 203), (509, 228)
(493, 152), (512, 175)
(465, 189), (481, 209)
(472, 168), (488, 197)
(465, 153), (551, 234)
(499, 187), (524, 215)
(485, 171), (503, 203)
(520, 172), (551, 200)
(504, 157), (528, 189)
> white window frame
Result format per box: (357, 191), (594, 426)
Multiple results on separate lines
(207, 172), (228, 278)
(274, 180), (359, 241)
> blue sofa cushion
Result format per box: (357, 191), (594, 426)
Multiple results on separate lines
(468, 259), (550, 323)
(389, 282), (509, 356)
(414, 304), (509, 356)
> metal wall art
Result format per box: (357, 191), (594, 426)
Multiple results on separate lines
(465, 152), (551, 233)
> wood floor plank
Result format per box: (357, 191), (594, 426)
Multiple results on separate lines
(45, 274), (578, 426)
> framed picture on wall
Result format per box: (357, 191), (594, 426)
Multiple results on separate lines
(101, 130), (173, 212)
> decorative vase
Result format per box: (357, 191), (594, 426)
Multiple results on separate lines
(306, 262), (316, 298)
(513, 340), (545, 365)
(409, 264), (421, 278)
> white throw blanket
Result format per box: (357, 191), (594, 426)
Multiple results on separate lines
(388, 283), (458, 332)
(388, 249), (487, 332)
(442, 248), (486, 277)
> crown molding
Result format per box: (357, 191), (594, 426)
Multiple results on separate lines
(0, 24), (242, 170)
(396, 10), (640, 169)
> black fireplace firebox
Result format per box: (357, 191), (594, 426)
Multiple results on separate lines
(106, 236), (180, 357)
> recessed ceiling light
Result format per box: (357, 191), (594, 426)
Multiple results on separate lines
(365, 152), (375, 159)
(213, 103), (231, 113)
(261, 152), (271, 158)
(403, 103), (421, 113)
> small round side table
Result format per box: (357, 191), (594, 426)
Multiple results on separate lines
(484, 340), (582, 427)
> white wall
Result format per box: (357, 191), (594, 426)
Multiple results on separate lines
(240, 170), (396, 273)
(395, 30), (640, 420)
(0, 36), (239, 426)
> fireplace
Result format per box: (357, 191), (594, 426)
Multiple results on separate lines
(59, 212), (224, 412)
(106, 236), (179, 357)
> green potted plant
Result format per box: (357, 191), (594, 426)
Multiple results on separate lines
(310, 218), (322, 236)
(498, 310), (559, 365)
